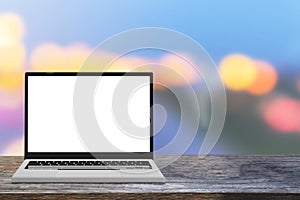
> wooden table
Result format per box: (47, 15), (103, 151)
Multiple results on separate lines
(0, 155), (299, 199)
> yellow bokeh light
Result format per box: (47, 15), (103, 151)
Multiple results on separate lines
(0, 71), (23, 91)
(30, 43), (91, 71)
(219, 54), (257, 91)
(247, 60), (277, 95)
(30, 43), (68, 71)
(0, 12), (25, 109)
(0, 43), (26, 71)
(0, 12), (25, 47)
(66, 43), (90, 71)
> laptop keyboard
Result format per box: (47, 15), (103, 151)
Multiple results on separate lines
(26, 160), (152, 170)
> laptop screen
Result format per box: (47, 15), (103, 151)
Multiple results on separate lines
(26, 73), (151, 154)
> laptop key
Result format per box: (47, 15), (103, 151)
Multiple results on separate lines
(111, 161), (119, 166)
(94, 161), (104, 166)
(39, 161), (46, 165)
(68, 161), (77, 165)
(78, 161), (85, 166)
(60, 161), (68, 166)
(119, 161), (127, 165)
(85, 161), (93, 166)
(136, 161), (150, 166)
(103, 161), (111, 166)
(128, 161), (135, 165)
(43, 161), (51, 166)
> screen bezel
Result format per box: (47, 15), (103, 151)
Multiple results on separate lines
(25, 72), (153, 159)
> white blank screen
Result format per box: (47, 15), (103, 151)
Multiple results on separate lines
(27, 75), (150, 152)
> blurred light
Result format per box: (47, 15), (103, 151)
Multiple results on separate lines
(157, 53), (200, 87)
(104, 53), (202, 89)
(0, 44), (25, 71)
(247, 60), (277, 95)
(262, 97), (300, 133)
(0, 12), (25, 109)
(219, 54), (257, 91)
(30, 43), (70, 71)
(66, 43), (90, 70)
(0, 12), (25, 72)
(108, 56), (148, 72)
(0, 92), (23, 110)
(0, 12), (24, 47)
(30, 43), (90, 71)
(97, 53), (201, 88)
(0, 71), (23, 91)
(30, 46), (202, 89)
(2, 137), (23, 156)
(0, 106), (23, 127)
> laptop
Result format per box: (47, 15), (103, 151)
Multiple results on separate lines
(12, 72), (165, 183)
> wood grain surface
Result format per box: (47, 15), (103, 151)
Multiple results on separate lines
(0, 155), (300, 199)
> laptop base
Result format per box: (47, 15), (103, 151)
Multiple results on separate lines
(11, 159), (166, 183)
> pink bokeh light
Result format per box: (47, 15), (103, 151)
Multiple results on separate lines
(262, 97), (300, 133)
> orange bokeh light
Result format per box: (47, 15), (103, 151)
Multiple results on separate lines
(262, 97), (300, 133)
(247, 60), (277, 95)
(219, 54), (257, 91)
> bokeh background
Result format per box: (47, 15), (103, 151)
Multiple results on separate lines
(1, 0), (300, 155)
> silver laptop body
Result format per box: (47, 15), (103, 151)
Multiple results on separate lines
(12, 72), (165, 183)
